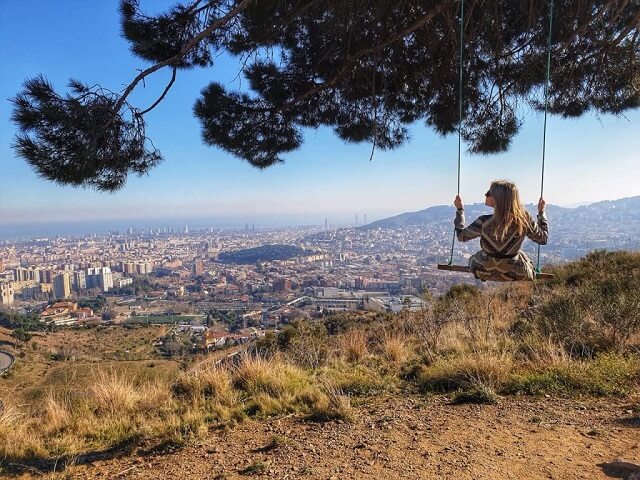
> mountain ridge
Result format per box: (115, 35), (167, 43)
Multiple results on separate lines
(362, 195), (640, 229)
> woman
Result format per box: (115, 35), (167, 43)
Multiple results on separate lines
(453, 180), (548, 282)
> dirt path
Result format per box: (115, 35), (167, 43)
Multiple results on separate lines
(15, 395), (640, 479)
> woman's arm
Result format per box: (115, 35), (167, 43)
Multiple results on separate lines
(527, 199), (548, 245)
(455, 209), (484, 242)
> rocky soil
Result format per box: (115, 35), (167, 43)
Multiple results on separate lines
(10, 394), (640, 480)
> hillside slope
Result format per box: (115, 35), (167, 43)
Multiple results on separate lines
(2, 252), (640, 479)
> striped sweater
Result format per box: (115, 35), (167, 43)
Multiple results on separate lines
(454, 209), (549, 258)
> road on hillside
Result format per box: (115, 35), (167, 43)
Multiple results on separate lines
(0, 351), (14, 374)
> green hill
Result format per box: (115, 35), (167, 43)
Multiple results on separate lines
(217, 244), (307, 264)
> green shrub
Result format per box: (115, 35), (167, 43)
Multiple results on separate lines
(240, 459), (269, 476)
(320, 363), (393, 395)
(529, 251), (640, 355)
(504, 354), (640, 396)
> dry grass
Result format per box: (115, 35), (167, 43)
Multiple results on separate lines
(339, 329), (369, 363)
(380, 333), (409, 364)
(3, 256), (640, 466)
(173, 366), (237, 406)
(43, 391), (72, 433)
(0, 400), (45, 460)
(90, 370), (142, 414)
(418, 351), (514, 393)
(307, 382), (354, 422)
(232, 354), (308, 397)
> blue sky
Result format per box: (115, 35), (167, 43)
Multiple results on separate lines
(1, 0), (639, 230)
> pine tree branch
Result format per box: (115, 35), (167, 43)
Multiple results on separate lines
(114, 0), (254, 114)
(278, 0), (451, 110)
(138, 67), (177, 115)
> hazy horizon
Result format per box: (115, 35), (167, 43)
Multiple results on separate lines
(1, 195), (636, 241)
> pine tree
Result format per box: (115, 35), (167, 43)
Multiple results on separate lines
(11, 0), (640, 191)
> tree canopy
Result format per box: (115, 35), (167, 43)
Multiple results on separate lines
(11, 0), (640, 191)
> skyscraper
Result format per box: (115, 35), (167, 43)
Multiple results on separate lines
(73, 271), (86, 291)
(363, 213), (368, 225)
(355, 214), (359, 226)
(0, 282), (14, 305)
(325, 217), (328, 230)
(86, 267), (113, 292)
(193, 257), (204, 277)
(53, 272), (71, 299)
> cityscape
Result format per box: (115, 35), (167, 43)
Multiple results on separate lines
(2, 196), (639, 354)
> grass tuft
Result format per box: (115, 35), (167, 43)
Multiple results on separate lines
(381, 333), (409, 364)
(451, 385), (500, 405)
(340, 329), (369, 363)
(239, 459), (269, 476)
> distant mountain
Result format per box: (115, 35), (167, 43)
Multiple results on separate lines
(363, 196), (640, 229)
(217, 244), (308, 264)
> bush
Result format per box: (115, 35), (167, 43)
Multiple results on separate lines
(504, 353), (640, 396)
(530, 252), (640, 355)
(278, 319), (328, 368)
(11, 328), (32, 342)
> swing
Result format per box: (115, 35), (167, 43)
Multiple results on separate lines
(437, 0), (555, 282)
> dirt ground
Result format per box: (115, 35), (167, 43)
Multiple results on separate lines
(12, 394), (639, 480)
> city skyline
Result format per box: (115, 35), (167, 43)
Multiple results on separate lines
(1, 194), (638, 241)
(1, 0), (639, 231)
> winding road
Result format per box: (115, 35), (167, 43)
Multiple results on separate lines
(0, 350), (14, 374)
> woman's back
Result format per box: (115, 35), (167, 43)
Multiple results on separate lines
(455, 210), (548, 259)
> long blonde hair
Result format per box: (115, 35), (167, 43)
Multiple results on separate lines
(489, 180), (529, 241)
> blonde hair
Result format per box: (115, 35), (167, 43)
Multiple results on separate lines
(489, 180), (529, 241)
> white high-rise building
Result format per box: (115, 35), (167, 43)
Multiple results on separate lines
(86, 267), (113, 292)
(100, 267), (113, 292)
(0, 282), (14, 305)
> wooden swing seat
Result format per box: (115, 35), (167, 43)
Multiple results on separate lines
(437, 263), (554, 280)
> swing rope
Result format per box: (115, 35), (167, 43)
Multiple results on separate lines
(447, 0), (553, 274)
(536, 0), (554, 273)
(448, 0), (464, 266)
